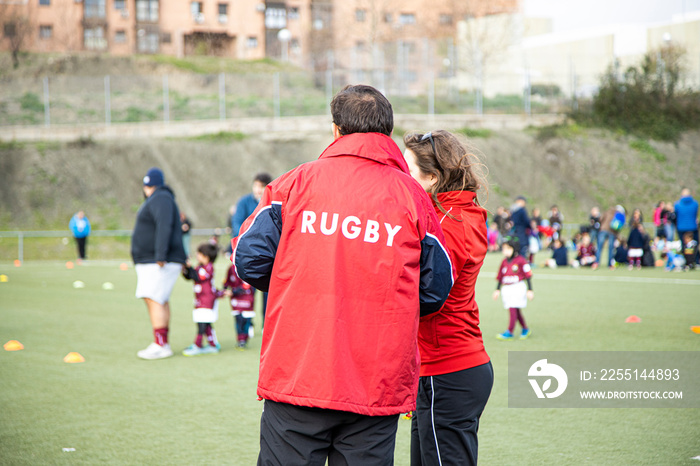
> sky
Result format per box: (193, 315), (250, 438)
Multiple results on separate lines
(522, 0), (700, 32)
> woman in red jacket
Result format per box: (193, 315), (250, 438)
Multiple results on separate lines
(404, 130), (493, 466)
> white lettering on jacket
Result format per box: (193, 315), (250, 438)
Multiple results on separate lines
(301, 210), (402, 247)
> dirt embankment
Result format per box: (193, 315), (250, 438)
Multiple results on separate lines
(1, 129), (699, 231)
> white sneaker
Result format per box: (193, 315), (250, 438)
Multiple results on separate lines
(137, 342), (173, 360)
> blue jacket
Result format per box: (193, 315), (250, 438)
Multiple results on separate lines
(131, 186), (187, 264)
(510, 205), (530, 240)
(69, 214), (91, 239)
(674, 196), (698, 232)
(232, 193), (259, 237)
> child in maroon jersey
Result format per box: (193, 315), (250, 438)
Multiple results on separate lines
(181, 243), (230, 356)
(493, 238), (534, 340)
(576, 232), (597, 267)
(222, 264), (256, 348)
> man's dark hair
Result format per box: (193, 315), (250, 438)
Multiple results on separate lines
(197, 243), (219, 263)
(330, 84), (393, 136)
(254, 172), (273, 186)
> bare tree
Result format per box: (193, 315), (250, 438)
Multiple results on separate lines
(0, 2), (34, 69)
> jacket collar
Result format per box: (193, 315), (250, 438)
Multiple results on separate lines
(436, 190), (478, 208)
(319, 133), (408, 173)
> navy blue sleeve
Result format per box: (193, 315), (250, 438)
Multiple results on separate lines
(233, 202), (282, 292)
(419, 232), (454, 317)
(150, 195), (175, 263)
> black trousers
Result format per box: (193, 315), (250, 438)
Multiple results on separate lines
(75, 236), (87, 260)
(258, 399), (399, 466)
(410, 361), (494, 466)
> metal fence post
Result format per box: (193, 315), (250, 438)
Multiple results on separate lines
(219, 73), (226, 120)
(43, 77), (50, 127)
(163, 74), (170, 123)
(104, 75), (111, 126)
(524, 69), (531, 116)
(273, 72), (281, 119)
(428, 73), (435, 117)
(18, 232), (23, 263)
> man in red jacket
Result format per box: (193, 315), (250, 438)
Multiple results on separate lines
(232, 85), (454, 465)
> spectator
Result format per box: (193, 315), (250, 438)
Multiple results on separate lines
(69, 210), (91, 263)
(594, 205), (624, 270)
(548, 205), (564, 240)
(232, 172), (273, 324)
(132, 167), (187, 360)
(232, 173), (272, 237)
(510, 196), (530, 258)
(232, 85), (453, 464)
(662, 202), (677, 241)
(674, 188), (699, 265)
(588, 206), (601, 247)
(492, 206), (510, 246)
(546, 238), (568, 268)
(614, 239), (629, 266)
(627, 222), (646, 269)
(628, 208), (644, 228)
(653, 201), (665, 239)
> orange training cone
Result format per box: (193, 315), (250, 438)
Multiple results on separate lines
(63, 352), (85, 363)
(119, 263), (129, 271)
(625, 315), (641, 323)
(4, 340), (24, 351)
(691, 326), (700, 334)
(65, 261), (74, 269)
(13, 259), (21, 267)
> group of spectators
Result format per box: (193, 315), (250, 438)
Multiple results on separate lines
(488, 188), (699, 272)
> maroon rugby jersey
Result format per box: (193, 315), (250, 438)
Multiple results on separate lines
(496, 255), (532, 285)
(222, 264), (255, 312)
(188, 263), (223, 309)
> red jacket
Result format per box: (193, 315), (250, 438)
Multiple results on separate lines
(232, 132), (454, 416)
(418, 191), (490, 376)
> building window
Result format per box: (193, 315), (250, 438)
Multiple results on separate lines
(137, 31), (159, 53)
(4, 23), (16, 37)
(39, 25), (52, 39)
(115, 0), (125, 9)
(191, 1), (203, 22)
(384, 13), (392, 23)
(439, 14), (452, 25)
(161, 32), (171, 43)
(265, 4), (286, 29)
(246, 36), (258, 48)
(355, 9), (366, 22)
(84, 26), (107, 50)
(288, 6), (299, 19)
(39, 0), (50, 5)
(218, 3), (228, 23)
(136, 0), (158, 22)
(114, 29), (126, 43)
(399, 13), (415, 25)
(85, 0), (106, 19)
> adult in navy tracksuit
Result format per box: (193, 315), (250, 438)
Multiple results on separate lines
(233, 85), (454, 466)
(674, 188), (699, 264)
(510, 196), (530, 258)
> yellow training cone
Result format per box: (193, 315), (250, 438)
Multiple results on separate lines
(4, 340), (24, 351)
(63, 352), (85, 363)
(691, 326), (700, 334)
(0, 274), (8, 282)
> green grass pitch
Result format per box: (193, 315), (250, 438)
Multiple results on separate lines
(1, 254), (698, 465)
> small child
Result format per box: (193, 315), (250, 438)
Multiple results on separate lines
(493, 238), (534, 340)
(545, 238), (568, 268)
(627, 222), (646, 269)
(181, 243), (230, 356)
(614, 239), (629, 266)
(575, 232), (597, 267)
(682, 232), (698, 271)
(222, 264), (256, 348)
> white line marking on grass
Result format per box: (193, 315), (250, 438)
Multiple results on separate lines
(479, 272), (700, 286)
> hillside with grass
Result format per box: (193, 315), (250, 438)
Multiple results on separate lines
(2, 125), (699, 235)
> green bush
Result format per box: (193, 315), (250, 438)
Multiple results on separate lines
(19, 92), (43, 112)
(574, 45), (700, 141)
